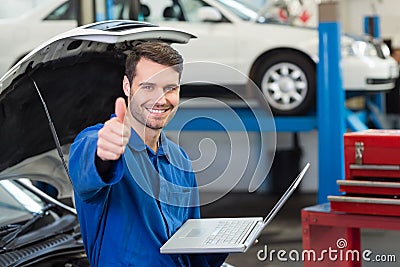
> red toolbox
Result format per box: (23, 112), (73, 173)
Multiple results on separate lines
(344, 129), (400, 180)
(329, 195), (400, 216)
(330, 129), (400, 216)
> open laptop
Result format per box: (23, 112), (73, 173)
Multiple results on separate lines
(160, 162), (310, 254)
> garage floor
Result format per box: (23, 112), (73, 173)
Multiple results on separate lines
(200, 192), (400, 267)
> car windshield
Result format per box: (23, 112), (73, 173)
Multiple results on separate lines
(215, 0), (258, 21)
(0, 0), (54, 19)
(215, 0), (314, 26)
(0, 180), (45, 225)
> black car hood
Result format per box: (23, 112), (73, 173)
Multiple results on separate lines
(0, 20), (195, 198)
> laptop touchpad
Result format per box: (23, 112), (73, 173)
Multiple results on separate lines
(185, 228), (205, 237)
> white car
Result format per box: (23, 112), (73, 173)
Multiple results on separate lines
(0, 0), (78, 76)
(140, 0), (399, 115)
(0, 0), (398, 115)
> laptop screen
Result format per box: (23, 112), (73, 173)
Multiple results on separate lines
(262, 163), (310, 225)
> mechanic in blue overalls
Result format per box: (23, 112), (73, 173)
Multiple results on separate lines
(69, 41), (228, 266)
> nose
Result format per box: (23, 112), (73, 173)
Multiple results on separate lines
(154, 88), (167, 105)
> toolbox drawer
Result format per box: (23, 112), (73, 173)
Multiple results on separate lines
(329, 195), (400, 216)
(337, 179), (400, 196)
(344, 129), (400, 180)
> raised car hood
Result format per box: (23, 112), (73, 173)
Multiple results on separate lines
(0, 20), (195, 199)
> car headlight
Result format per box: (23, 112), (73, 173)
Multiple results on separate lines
(343, 41), (378, 57)
(380, 42), (391, 58)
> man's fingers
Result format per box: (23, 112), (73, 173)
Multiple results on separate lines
(114, 97), (127, 123)
(103, 118), (130, 139)
(97, 99), (131, 161)
(98, 125), (129, 146)
(97, 132), (128, 161)
(97, 138), (126, 154)
(97, 147), (123, 161)
(97, 134), (128, 151)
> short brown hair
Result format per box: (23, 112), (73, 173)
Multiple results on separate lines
(125, 41), (183, 83)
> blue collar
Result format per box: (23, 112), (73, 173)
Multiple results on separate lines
(128, 128), (170, 158)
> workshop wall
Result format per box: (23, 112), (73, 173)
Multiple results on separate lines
(339, 0), (400, 47)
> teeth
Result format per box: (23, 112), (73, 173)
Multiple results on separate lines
(148, 108), (166, 114)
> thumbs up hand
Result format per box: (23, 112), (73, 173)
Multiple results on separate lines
(114, 97), (127, 123)
(97, 97), (131, 161)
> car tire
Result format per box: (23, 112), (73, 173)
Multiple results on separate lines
(253, 52), (316, 116)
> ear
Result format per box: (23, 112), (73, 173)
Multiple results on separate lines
(123, 75), (131, 97)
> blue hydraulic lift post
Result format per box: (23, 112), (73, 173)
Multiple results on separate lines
(317, 2), (345, 204)
(364, 15), (386, 125)
(364, 15), (381, 39)
(105, 0), (113, 20)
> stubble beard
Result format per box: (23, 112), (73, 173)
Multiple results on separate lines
(129, 104), (177, 130)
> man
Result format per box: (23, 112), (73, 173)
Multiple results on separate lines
(69, 41), (227, 266)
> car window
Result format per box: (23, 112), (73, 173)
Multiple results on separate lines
(140, 0), (178, 22)
(0, 180), (45, 225)
(222, 0), (317, 26)
(141, 0), (222, 23)
(215, 0), (257, 21)
(179, 0), (208, 22)
(45, 0), (77, 20)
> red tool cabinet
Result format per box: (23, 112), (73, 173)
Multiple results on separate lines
(302, 130), (400, 266)
(330, 130), (400, 216)
(302, 204), (400, 267)
(344, 129), (400, 181)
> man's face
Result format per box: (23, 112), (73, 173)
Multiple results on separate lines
(124, 58), (180, 131)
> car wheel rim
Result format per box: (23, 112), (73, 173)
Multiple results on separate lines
(261, 62), (308, 111)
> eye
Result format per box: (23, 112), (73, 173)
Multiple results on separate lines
(164, 85), (179, 92)
(140, 84), (154, 91)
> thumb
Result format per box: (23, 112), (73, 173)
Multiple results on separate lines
(115, 97), (127, 123)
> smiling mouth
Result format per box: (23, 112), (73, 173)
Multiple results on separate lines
(146, 107), (170, 114)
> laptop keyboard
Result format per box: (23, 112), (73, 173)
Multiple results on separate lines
(203, 219), (255, 245)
